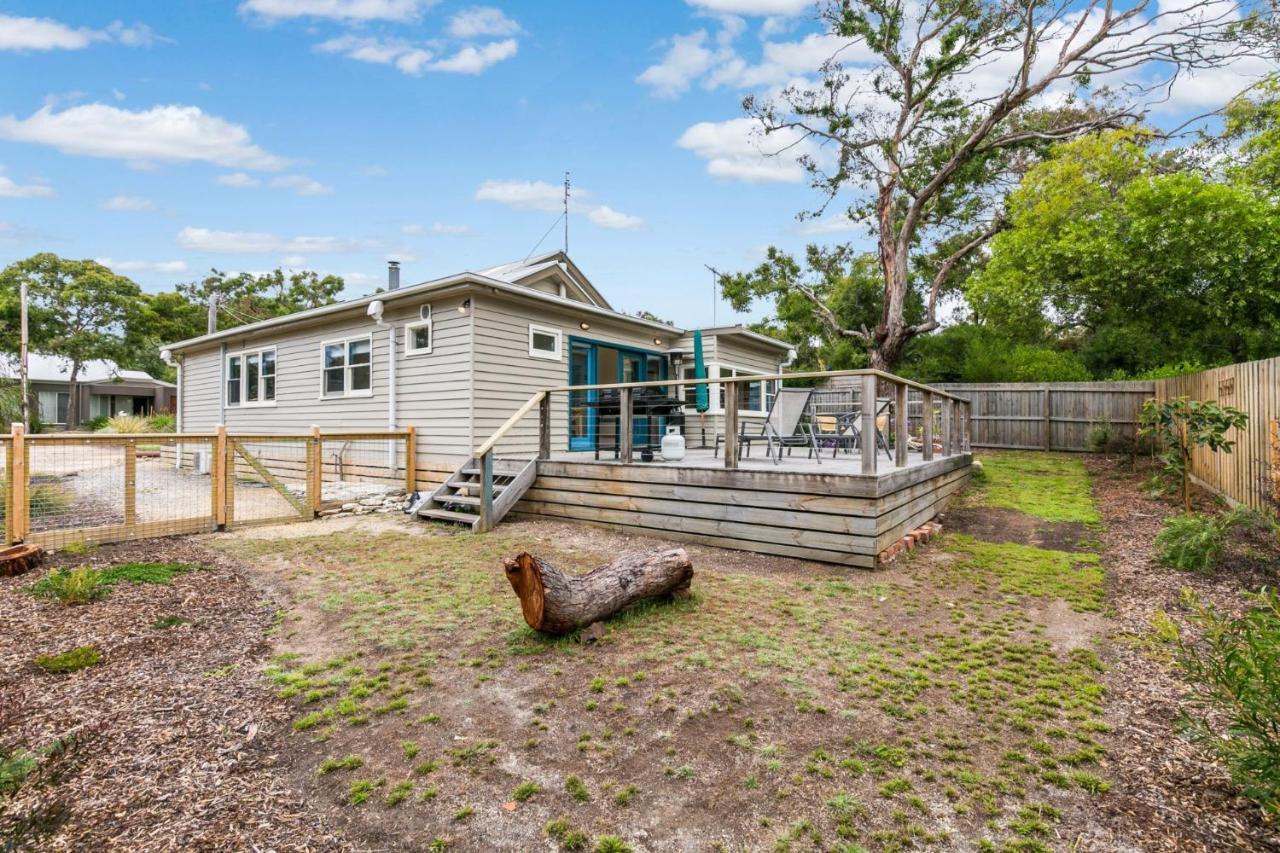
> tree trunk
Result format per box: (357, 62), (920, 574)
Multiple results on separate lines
(64, 362), (80, 431)
(0, 544), (43, 577)
(502, 548), (694, 635)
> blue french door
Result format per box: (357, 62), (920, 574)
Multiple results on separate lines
(567, 338), (668, 452)
(568, 341), (596, 451)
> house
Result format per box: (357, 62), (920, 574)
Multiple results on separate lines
(0, 352), (175, 428)
(163, 252), (795, 467)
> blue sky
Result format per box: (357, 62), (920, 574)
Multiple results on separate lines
(0, 1), (1270, 328)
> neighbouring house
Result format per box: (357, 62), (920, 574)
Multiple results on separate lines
(0, 352), (176, 429)
(163, 252), (795, 468)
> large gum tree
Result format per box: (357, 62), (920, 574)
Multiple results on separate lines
(745, 0), (1274, 370)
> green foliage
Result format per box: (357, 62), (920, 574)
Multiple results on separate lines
(564, 774), (590, 802)
(102, 414), (152, 434)
(947, 535), (1106, 613)
(0, 749), (37, 795)
(1140, 397), (1249, 512)
(594, 837), (633, 853)
(512, 780), (542, 802)
(28, 566), (108, 605)
(1155, 514), (1224, 573)
(1172, 588), (1280, 818)
(147, 413), (176, 432)
(99, 561), (197, 585)
(970, 455), (1100, 523)
(318, 755), (364, 775)
(0, 384), (43, 432)
(35, 644), (101, 674)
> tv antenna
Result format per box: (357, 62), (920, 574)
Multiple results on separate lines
(704, 264), (722, 326)
(563, 171), (570, 255)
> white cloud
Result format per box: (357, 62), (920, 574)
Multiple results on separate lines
(238, 0), (434, 23)
(676, 118), (810, 183)
(475, 179), (643, 229)
(587, 206), (643, 230)
(280, 254), (307, 266)
(217, 172), (260, 188)
(427, 39), (517, 74)
(177, 227), (371, 254)
(0, 168), (55, 198)
(269, 174), (334, 196)
(402, 222), (469, 235)
(447, 7), (521, 38)
(0, 103), (289, 171)
(96, 257), (188, 274)
(686, 0), (813, 14)
(100, 194), (155, 211)
(0, 14), (165, 52)
(796, 212), (861, 235)
(637, 30), (725, 99)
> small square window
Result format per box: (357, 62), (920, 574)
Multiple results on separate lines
(529, 324), (561, 360)
(405, 318), (432, 354)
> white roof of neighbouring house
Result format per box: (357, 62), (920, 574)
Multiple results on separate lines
(0, 353), (174, 387)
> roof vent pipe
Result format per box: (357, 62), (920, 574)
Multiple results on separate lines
(388, 260), (401, 291)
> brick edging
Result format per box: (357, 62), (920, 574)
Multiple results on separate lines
(877, 519), (942, 566)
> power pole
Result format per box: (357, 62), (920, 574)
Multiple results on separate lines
(563, 171), (570, 255)
(207, 292), (219, 335)
(19, 278), (29, 430)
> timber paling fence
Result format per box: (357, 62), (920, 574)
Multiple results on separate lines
(2, 425), (416, 550)
(933, 382), (1155, 452)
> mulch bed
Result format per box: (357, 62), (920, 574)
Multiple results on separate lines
(0, 538), (346, 851)
(1084, 455), (1280, 852)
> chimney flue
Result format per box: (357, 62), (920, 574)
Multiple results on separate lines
(388, 260), (401, 291)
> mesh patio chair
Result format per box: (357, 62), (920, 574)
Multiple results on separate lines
(715, 387), (820, 465)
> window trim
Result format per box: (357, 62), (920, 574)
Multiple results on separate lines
(528, 324), (563, 361)
(319, 334), (375, 399)
(404, 317), (433, 355)
(683, 362), (773, 415)
(225, 346), (277, 408)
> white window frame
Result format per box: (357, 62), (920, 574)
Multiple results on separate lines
(404, 312), (433, 355)
(528, 324), (562, 361)
(693, 363), (771, 415)
(225, 346), (277, 408)
(319, 334), (374, 399)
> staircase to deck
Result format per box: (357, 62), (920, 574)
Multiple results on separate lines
(417, 456), (536, 530)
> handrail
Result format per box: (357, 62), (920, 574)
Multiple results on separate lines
(473, 390), (546, 457)
(545, 368), (969, 404)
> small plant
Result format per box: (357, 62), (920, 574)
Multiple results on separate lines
(318, 755), (364, 775)
(386, 780), (414, 806)
(35, 645), (101, 674)
(453, 805), (474, 821)
(402, 740), (419, 759)
(612, 784), (638, 806)
(1155, 514), (1224, 572)
(513, 780), (542, 802)
(594, 836), (633, 853)
(0, 749), (37, 795)
(28, 567), (107, 605)
(152, 615), (191, 629)
(348, 778), (382, 805)
(565, 775), (590, 802)
(103, 413), (152, 434)
(1139, 397), (1248, 512)
(1171, 587), (1280, 818)
(546, 817), (589, 851)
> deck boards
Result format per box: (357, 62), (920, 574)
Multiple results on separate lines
(511, 450), (971, 568)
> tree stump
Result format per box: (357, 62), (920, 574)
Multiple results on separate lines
(0, 544), (44, 577)
(502, 548), (694, 635)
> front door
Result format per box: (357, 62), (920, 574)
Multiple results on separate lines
(568, 341), (596, 451)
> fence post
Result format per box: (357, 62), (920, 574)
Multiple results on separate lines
(619, 387), (634, 464)
(941, 399), (954, 456)
(921, 392), (934, 462)
(861, 374), (878, 475)
(307, 424), (322, 515)
(1042, 385), (1052, 451)
(404, 425), (417, 493)
(723, 381), (739, 469)
(123, 439), (137, 530)
(214, 424), (229, 529)
(894, 381), (909, 468)
(9, 423), (26, 543)
(477, 450), (494, 532)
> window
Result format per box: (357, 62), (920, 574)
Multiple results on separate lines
(528, 324), (562, 360)
(226, 348), (276, 407)
(405, 307), (432, 354)
(717, 365), (769, 414)
(37, 391), (69, 424)
(322, 335), (373, 397)
(682, 367), (699, 407)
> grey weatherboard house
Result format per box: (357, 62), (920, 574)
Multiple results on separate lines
(164, 252), (795, 477)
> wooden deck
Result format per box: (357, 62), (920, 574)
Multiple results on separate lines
(509, 448), (972, 568)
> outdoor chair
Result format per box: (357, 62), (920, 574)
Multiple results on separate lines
(814, 414), (858, 459)
(842, 400), (896, 463)
(714, 387), (820, 465)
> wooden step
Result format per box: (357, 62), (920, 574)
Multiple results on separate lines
(419, 507), (478, 525)
(438, 494), (481, 506)
(449, 481), (508, 495)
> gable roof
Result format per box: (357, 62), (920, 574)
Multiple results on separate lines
(0, 353), (173, 387)
(475, 252), (611, 309)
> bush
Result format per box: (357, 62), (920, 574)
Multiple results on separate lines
(1172, 588), (1280, 819)
(85, 415), (110, 432)
(28, 566), (108, 605)
(1156, 514), (1225, 572)
(102, 414), (151, 434)
(35, 645), (102, 674)
(147, 413), (176, 432)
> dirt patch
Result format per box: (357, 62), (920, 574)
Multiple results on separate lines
(1083, 455), (1280, 852)
(0, 538), (346, 851)
(942, 505), (1096, 552)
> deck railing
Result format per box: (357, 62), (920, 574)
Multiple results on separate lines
(470, 370), (971, 510)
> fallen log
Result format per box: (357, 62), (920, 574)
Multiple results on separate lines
(0, 544), (44, 577)
(502, 548), (694, 635)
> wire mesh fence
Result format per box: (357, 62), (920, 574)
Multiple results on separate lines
(3, 428), (414, 547)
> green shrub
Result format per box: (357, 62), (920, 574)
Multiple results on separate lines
(103, 414), (151, 434)
(1172, 588), (1280, 819)
(28, 566), (108, 605)
(85, 415), (110, 432)
(35, 645), (101, 674)
(0, 749), (37, 795)
(1155, 514), (1224, 573)
(147, 413), (176, 432)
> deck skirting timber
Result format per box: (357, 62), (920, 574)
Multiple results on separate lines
(511, 454), (971, 567)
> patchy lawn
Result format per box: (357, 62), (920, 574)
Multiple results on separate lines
(203, 453), (1118, 852)
(5, 451), (1275, 851)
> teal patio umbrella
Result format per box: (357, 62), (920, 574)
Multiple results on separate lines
(693, 330), (709, 412)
